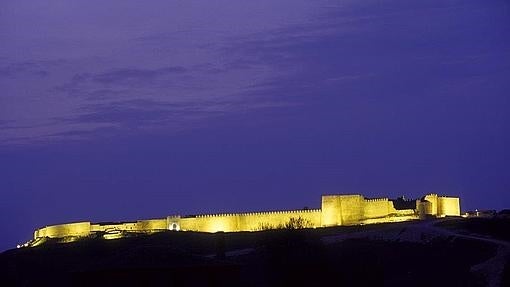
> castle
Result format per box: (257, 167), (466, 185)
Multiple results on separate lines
(30, 193), (460, 243)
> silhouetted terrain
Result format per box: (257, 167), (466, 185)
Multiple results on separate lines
(1, 219), (509, 287)
(436, 216), (510, 241)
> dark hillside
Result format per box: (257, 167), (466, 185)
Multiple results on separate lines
(1, 221), (507, 287)
(435, 217), (510, 241)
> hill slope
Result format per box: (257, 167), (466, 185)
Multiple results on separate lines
(1, 219), (509, 286)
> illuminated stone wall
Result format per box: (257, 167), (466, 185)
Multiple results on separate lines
(321, 195), (343, 226)
(177, 209), (322, 232)
(31, 193), (461, 241)
(239, 209), (321, 231)
(363, 198), (396, 219)
(34, 222), (91, 238)
(90, 222), (138, 232)
(321, 195), (342, 226)
(421, 194), (460, 217)
(34, 219), (168, 239)
(338, 195), (365, 225)
(90, 219), (168, 233)
(437, 197), (460, 216)
(180, 214), (239, 232)
(321, 195), (405, 226)
(173, 202), (414, 233)
(423, 194), (439, 215)
(136, 219), (168, 230)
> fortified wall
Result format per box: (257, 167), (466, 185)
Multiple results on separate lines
(34, 219), (168, 239)
(170, 209), (322, 233)
(31, 193), (460, 241)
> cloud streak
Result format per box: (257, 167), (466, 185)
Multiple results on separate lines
(0, 60), (61, 78)
(91, 66), (187, 84)
(1, 0), (509, 147)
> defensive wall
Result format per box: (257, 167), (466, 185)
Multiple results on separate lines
(34, 219), (168, 239)
(172, 209), (322, 233)
(31, 193), (461, 241)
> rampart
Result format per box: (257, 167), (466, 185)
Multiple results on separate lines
(34, 222), (91, 239)
(421, 194), (461, 217)
(321, 194), (421, 226)
(174, 209), (322, 232)
(30, 193), (461, 242)
(34, 219), (168, 239)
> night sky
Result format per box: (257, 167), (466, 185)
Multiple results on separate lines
(1, 0), (509, 251)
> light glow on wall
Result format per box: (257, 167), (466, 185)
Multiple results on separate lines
(25, 193), (461, 247)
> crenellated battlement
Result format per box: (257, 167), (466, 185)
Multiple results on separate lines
(238, 208), (321, 216)
(194, 208), (320, 218)
(365, 198), (389, 202)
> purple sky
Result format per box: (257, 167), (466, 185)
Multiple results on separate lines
(1, 0), (510, 251)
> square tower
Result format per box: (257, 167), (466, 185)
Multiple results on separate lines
(321, 195), (364, 226)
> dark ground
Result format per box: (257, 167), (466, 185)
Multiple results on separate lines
(1, 219), (508, 287)
(436, 216), (510, 241)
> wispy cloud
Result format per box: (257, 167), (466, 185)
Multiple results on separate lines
(3, 0), (508, 147)
(0, 61), (57, 78)
(91, 66), (187, 84)
(0, 8), (367, 145)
